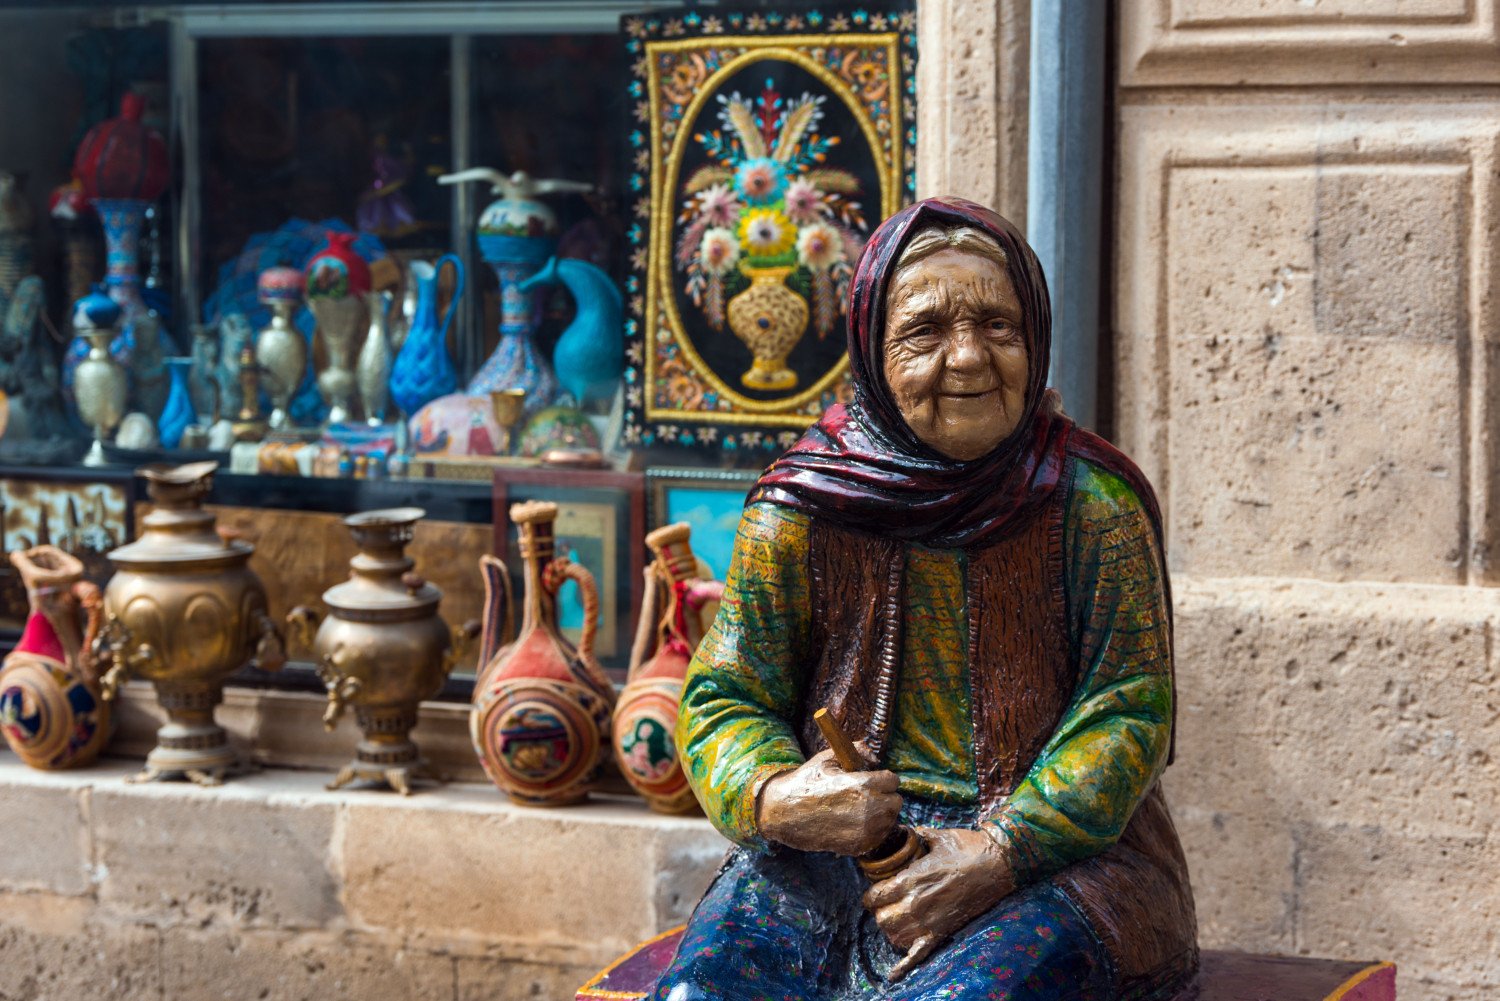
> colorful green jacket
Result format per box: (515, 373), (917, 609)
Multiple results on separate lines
(675, 456), (1173, 886)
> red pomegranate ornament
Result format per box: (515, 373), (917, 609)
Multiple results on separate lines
(304, 231), (371, 299)
(73, 93), (170, 203)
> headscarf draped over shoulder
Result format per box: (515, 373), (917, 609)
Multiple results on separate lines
(749, 196), (1163, 551)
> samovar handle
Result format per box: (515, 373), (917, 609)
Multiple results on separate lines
(442, 619), (482, 676)
(250, 609), (287, 672)
(314, 647), (360, 731)
(92, 614), (162, 702)
(286, 606), (323, 651)
(544, 558), (599, 662)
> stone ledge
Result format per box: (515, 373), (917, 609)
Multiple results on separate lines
(0, 755), (729, 1001)
(109, 681), (493, 785)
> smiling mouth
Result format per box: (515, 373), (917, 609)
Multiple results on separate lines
(939, 388), (999, 400)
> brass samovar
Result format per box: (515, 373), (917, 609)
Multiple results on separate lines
(288, 507), (477, 795)
(96, 461), (286, 785)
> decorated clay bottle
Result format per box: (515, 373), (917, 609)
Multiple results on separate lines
(0, 546), (111, 769)
(613, 523), (723, 814)
(470, 501), (615, 805)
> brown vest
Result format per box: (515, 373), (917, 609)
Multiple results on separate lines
(795, 472), (1199, 989)
(799, 487), (1072, 812)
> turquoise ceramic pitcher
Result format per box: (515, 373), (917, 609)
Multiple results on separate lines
(389, 254), (464, 417)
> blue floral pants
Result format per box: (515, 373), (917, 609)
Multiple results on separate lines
(650, 841), (1116, 1001)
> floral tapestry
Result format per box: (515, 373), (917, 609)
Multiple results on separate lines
(621, 5), (917, 452)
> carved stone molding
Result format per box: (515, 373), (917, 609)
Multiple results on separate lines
(1121, 0), (1500, 87)
(916, 0), (1030, 223)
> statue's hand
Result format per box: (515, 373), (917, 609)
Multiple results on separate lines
(862, 827), (1017, 953)
(756, 748), (902, 856)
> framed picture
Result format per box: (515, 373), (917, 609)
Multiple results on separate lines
(492, 469), (646, 679)
(620, 3), (918, 454)
(646, 467), (761, 582)
(0, 467), (138, 638)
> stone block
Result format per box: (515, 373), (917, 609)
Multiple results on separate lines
(456, 956), (600, 1001)
(0, 891), (162, 1001)
(158, 927), (455, 1001)
(1166, 576), (1500, 993)
(340, 790), (726, 964)
(91, 769), (341, 930)
(1173, 578), (1500, 835)
(0, 771), (93, 896)
(1163, 164), (1466, 582)
(1114, 102), (1500, 584)
(1119, 0), (1500, 86)
(1161, 794), (1296, 954)
(651, 824), (729, 929)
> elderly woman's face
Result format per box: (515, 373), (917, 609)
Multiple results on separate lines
(882, 247), (1029, 461)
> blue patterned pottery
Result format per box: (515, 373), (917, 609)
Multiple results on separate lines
(389, 254), (464, 417)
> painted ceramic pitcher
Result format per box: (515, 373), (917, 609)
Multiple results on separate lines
(470, 500), (614, 806)
(0, 546), (111, 769)
(389, 254), (463, 418)
(438, 168), (592, 417)
(613, 522), (723, 813)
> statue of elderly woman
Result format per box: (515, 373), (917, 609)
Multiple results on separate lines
(653, 198), (1197, 1001)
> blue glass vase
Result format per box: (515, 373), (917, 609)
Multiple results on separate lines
(389, 254), (463, 417)
(158, 357), (195, 449)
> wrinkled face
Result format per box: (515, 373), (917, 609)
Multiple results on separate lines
(881, 247), (1030, 461)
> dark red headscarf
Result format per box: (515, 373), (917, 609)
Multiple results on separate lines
(750, 197), (1164, 552)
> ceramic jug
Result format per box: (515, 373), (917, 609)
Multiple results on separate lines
(470, 500), (614, 806)
(517, 255), (624, 410)
(612, 523), (723, 813)
(389, 254), (463, 418)
(0, 546), (111, 769)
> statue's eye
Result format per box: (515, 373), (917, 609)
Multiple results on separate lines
(986, 319), (1019, 341)
(897, 324), (940, 348)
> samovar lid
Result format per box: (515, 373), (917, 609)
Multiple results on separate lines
(108, 462), (254, 567)
(322, 507), (442, 616)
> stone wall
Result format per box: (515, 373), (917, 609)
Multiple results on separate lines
(1115, 5), (1500, 998)
(0, 758), (727, 1001)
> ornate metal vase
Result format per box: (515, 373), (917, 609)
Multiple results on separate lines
(613, 523), (722, 813)
(96, 461), (286, 785)
(309, 295), (363, 425)
(470, 501), (614, 806)
(254, 266), (307, 430)
(356, 290), (393, 427)
(72, 287), (128, 467)
(287, 507), (476, 795)
(0, 546), (111, 769)
(726, 264), (807, 391)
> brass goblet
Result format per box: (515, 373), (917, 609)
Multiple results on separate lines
(489, 388), (527, 455)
